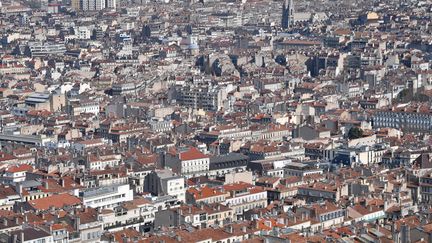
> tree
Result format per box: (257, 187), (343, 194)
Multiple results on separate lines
(348, 127), (363, 139)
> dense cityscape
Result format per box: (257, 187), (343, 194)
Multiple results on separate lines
(0, 0), (431, 242)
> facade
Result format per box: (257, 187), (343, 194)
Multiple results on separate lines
(208, 153), (249, 176)
(98, 198), (155, 232)
(172, 84), (227, 111)
(87, 154), (121, 171)
(372, 110), (432, 133)
(80, 184), (134, 209)
(164, 147), (210, 178)
(223, 183), (267, 218)
(81, 0), (106, 11)
(420, 174), (432, 203)
(281, 0), (294, 29)
(284, 162), (323, 177)
(144, 169), (186, 202)
(27, 43), (66, 57)
(297, 183), (340, 203)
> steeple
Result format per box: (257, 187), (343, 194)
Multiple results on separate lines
(281, 0), (294, 29)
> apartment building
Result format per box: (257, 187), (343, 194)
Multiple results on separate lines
(372, 107), (432, 133)
(144, 169), (186, 203)
(98, 197), (155, 232)
(222, 182), (267, 218)
(186, 186), (230, 204)
(87, 153), (121, 171)
(80, 184), (134, 209)
(171, 84), (227, 111)
(164, 147), (210, 178)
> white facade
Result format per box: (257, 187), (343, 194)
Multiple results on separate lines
(162, 176), (185, 202)
(76, 27), (92, 40)
(224, 190), (267, 215)
(181, 157), (210, 175)
(81, 0), (105, 11)
(145, 170), (186, 203)
(81, 184), (134, 209)
(88, 154), (121, 171)
(99, 200), (156, 232)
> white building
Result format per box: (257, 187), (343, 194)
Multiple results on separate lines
(68, 99), (100, 116)
(144, 169), (186, 203)
(99, 198), (156, 232)
(164, 147), (211, 178)
(81, 0), (105, 11)
(76, 26), (92, 40)
(80, 184), (134, 209)
(87, 154), (121, 171)
(0, 165), (31, 184)
(223, 182), (268, 217)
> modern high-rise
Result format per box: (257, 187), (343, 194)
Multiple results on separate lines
(281, 0), (294, 29)
(72, 0), (107, 11)
(106, 0), (116, 9)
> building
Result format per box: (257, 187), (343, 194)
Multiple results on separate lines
(9, 228), (53, 243)
(297, 182), (341, 203)
(80, 184), (134, 209)
(144, 169), (186, 202)
(171, 84), (227, 112)
(164, 147), (210, 178)
(372, 109), (432, 133)
(154, 203), (234, 229)
(86, 153), (121, 171)
(222, 182), (267, 218)
(284, 162), (323, 177)
(208, 153), (249, 177)
(281, 0), (294, 29)
(68, 99), (100, 116)
(0, 165), (32, 184)
(297, 202), (345, 232)
(186, 186), (229, 204)
(26, 43), (66, 57)
(81, 0), (106, 11)
(98, 198), (155, 232)
(106, 0), (116, 8)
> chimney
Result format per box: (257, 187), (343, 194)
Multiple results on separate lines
(176, 235), (182, 241)
(74, 216), (80, 231)
(241, 226), (247, 233)
(43, 181), (49, 189)
(225, 225), (233, 233)
(18, 184), (23, 195)
(15, 217), (19, 224)
(60, 179), (65, 187)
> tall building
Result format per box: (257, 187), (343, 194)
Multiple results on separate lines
(106, 0), (116, 9)
(281, 0), (294, 29)
(71, 0), (80, 11)
(74, 0), (106, 11)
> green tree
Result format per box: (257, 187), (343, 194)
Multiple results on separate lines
(348, 127), (363, 139)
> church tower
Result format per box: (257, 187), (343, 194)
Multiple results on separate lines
(281, 0), (294, 29)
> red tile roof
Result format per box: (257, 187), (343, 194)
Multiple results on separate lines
(179, 147), (209, 161)
(28, 193), (81, 210)
(5, 164), (33, 173)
